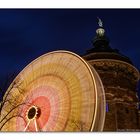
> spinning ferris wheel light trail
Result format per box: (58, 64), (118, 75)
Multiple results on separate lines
(0, 51), (106, 132)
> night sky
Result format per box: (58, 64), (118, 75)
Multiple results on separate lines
(0, 9), (140, 99)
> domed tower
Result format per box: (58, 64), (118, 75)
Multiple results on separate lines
(83, 18), (140, 131)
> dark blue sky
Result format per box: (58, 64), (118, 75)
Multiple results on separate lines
(0, 9), (140, 97)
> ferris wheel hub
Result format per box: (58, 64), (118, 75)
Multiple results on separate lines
(26, 106), (41, 121)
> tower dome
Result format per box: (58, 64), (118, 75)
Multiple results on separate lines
(85, 18), (133, 64)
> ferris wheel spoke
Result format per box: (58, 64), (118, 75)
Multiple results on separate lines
(24, 120), (31, 132)
(34, 119), (38, 132)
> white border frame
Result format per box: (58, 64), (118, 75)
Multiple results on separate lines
(0, 0), (139, 8)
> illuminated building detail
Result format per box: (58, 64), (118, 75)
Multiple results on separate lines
(106, 103), (109, 112)
(96, 17), (105, 37)
(0, 51), (105, 131)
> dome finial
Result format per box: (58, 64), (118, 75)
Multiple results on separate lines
(97, 17), (103, 28)
(96, 17), (105, 36)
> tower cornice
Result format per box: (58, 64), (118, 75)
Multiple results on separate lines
(87, 59), (140, 81)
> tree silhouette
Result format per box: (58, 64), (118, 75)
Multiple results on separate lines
(0, 73), (28, 131)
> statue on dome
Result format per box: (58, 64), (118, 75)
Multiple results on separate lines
(97, 17), (103, 28)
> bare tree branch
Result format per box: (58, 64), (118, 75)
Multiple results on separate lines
(0, 74), (30, 131)
(0, 114), (25, 131)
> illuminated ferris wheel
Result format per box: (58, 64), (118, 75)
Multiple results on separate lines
(0, 51), (106, 131)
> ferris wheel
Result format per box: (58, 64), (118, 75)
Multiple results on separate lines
(0, 51), (106, 131)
